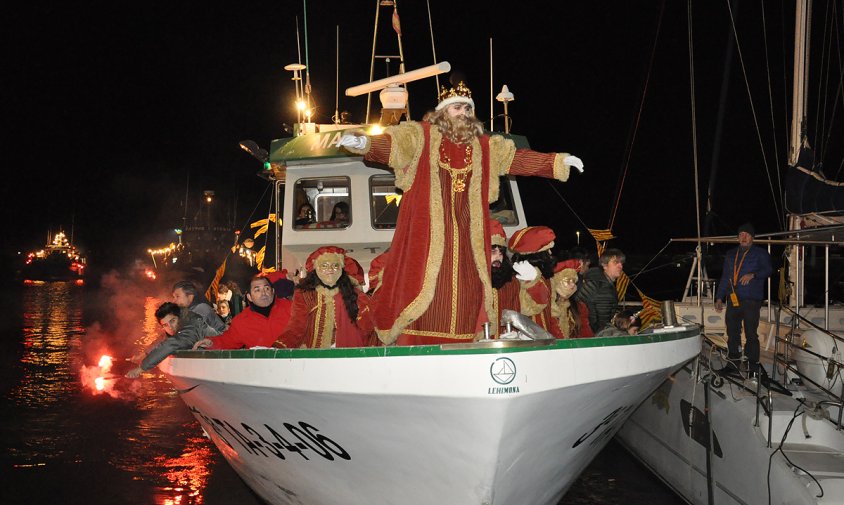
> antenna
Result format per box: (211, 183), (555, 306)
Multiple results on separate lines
(302, 0), (313, 112)
(426, 0), (440, 95)
(489, 38), (493, 130)
(334, 25), (340, 124)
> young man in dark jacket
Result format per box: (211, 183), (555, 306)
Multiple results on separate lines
(126, 302), (219, 378)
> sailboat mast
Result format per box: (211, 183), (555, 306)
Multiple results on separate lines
(789, 0), (811, 165)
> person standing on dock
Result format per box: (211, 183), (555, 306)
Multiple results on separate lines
(714, 223), (772, 376)
(337, 80), (584, 345)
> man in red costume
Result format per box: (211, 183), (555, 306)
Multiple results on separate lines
(489, 219), (519, 337)
(508, 226), (564, 339)
(193, 275), (292, 350)
(338, 81), (584, 345)
(273, 247), (374, 349)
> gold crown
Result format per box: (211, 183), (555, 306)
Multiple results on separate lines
(438, 81), (473, 103)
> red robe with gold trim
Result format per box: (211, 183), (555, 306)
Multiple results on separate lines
(277, 287), (374, 348)
(354, 121), (574, 345)
(493, 277), (520, 337)
(517, 273), (565, 339)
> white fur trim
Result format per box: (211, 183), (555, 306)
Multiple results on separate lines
(435, 96), (475, 111)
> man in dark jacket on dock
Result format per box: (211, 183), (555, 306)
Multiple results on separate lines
(715, 223), (772, 375)
(576, 248), (625, 334)
(125, 302), (219, 378)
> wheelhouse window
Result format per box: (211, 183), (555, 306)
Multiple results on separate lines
(370, 175), (400, 229)
(292, 177), (351, 230)
(490, 176), (519, 225)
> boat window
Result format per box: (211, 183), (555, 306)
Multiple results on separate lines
(370, 175), (401, 229)
(292, 177), (351, 230)
(490, 176), (519, 225)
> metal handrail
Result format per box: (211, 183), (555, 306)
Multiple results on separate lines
(772, 305), (843, 430)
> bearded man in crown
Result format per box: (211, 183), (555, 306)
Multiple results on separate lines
(338, 81), (584, 346)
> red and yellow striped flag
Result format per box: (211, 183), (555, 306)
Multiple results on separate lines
(205, 257), (227, 303)
(615, 270), (630, 301)
(636, 289), (662, 328)
(588, 228), (616, 242)
(251, 214), (278, 239)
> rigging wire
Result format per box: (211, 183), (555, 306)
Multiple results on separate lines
(726, 0), (783, 228)
(760, 0), (785, 227)
(824, 1), (844, 175)
(608, 0), (665, 231)
(688, 0), (702, 241)
(813, 0), (832, 163)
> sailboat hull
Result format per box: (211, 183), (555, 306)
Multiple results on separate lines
(617, 357), (844, 504)
(161, 328), (700, 505)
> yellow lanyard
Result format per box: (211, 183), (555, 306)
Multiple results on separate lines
(732, 249), (750, 289)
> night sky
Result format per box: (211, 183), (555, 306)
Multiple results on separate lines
(4, 1), (841, 274)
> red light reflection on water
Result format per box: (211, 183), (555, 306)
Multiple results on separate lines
(151, 437), (215, 505)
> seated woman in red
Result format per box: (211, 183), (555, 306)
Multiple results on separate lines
(273, 247), (374, 349)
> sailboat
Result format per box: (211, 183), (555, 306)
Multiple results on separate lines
(157, 2), (701, 504)
(617, 2), (844, 503)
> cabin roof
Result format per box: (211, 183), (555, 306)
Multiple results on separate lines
(268, 127), (531, 166)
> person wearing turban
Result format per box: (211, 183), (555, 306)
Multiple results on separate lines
(508, 226), (564, 339)
(551, 263), (593, 339)
(489, 219), (519, 337)
(274, 247), (374, 349)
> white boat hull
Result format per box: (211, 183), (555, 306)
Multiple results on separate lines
(617, 357), (844, 505)
(161, 327), (700, 505)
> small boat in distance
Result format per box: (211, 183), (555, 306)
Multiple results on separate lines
(22, 230), (86, 283)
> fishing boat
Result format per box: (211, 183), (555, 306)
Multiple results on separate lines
(21, 230), (86, 283)
(157, 3), (702, 503)
(617, 2), (844, 503)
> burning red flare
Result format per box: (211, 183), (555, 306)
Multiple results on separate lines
(95, 376), (105, 391)
(98, 355), (113, 368)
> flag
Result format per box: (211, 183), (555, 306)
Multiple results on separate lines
(636, 289), (662, 328)
(205, 257), (228, 303)
(251, 214), (277, 239)
(392, 6), (402, 36)
(615, 270), (630, 302)
(256, 245), (275, 273)
(587, 228), (615, 242)
(385, 194), (402, 206)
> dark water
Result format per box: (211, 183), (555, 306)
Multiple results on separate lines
(1, 280), (682, 505)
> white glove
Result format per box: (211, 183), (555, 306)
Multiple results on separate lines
(564, 155), (584, 173)
(512, 260), (538, 281)
(336, 134), (368, 150)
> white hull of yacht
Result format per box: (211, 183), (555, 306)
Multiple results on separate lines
(160, 327), (700, 505)
(617, 358), (844, 505)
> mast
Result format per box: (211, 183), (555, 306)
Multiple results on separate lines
(789, 0), (810, 165)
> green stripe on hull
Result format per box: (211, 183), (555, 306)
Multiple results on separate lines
(174, 327), (699, 360)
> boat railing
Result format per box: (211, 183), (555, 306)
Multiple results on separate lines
(772, 305), (843, 430)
